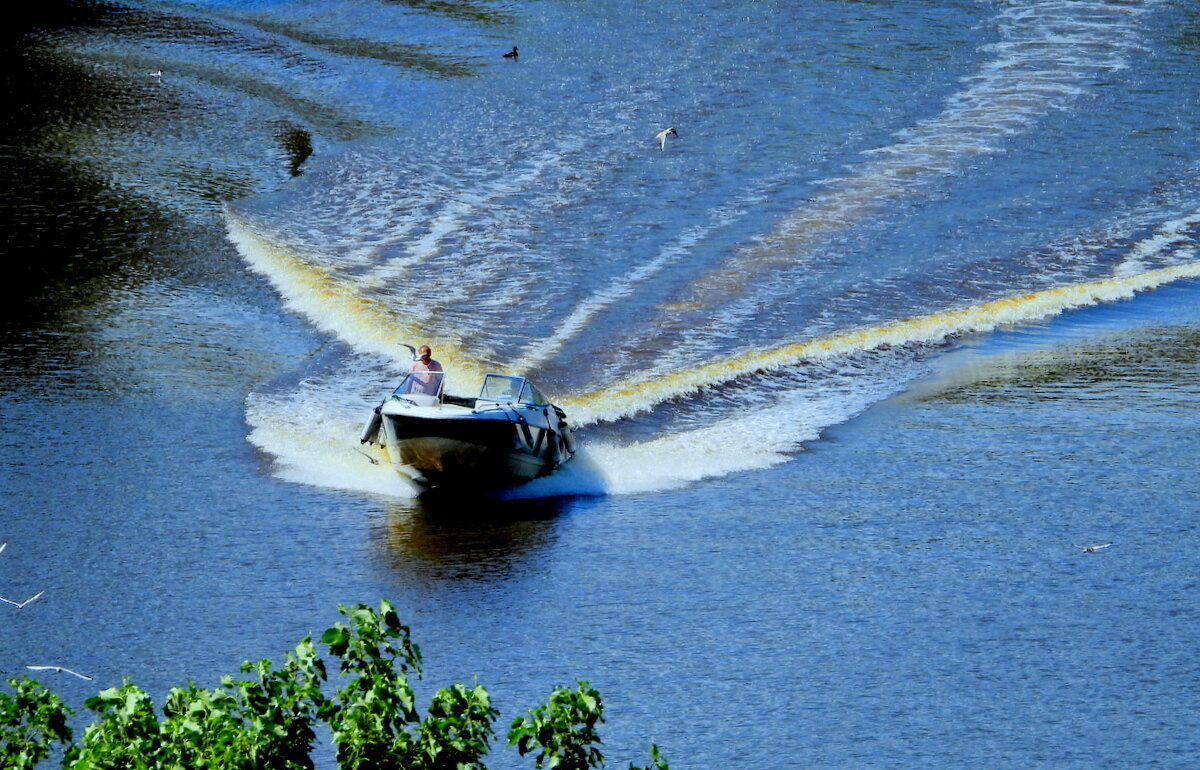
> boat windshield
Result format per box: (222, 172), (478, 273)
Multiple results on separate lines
(479, 374), (549, 406)
(394, 370), (445, 399)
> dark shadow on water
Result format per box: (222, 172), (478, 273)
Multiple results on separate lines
(416, 487), (574, 520)
(378, 0), (517, 26)
(898, 282), (1200, 405)
(373, 493), (583, 583)
(273, 120), (314, 177)
(0, 26), (177, 375)
(374, 498), (561, 580)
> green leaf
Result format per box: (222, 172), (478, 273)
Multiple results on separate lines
(321, 626), (351, 656)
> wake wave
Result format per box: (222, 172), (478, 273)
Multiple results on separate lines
(618, 0), (1158, 371)
(230, 0), (1160, 377)
(508, 174), (783, 373)
(562, 261), (1200, 426)
(226, 0), (1192, 499)
(241, 255), (1200, 500)
(225, 210), (494, 391)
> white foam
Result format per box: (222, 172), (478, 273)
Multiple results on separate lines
(1114, 209), (1200, 275)
(245, 356), (903, 499)
(245, 390), (420, 499)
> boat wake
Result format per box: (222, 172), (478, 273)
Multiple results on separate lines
(241, 242), (1200, 500)
(226, 0), (1199, 500)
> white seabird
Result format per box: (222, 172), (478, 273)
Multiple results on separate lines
(1, 590), (45, 609)
(25, 665), (93, 681)
(655, 127), (679, 151)
(1078, 543), (1113, 553)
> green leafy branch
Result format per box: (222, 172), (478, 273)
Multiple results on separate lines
(0, 601), (667, 770)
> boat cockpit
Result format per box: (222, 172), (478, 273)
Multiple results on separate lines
(389, 372), (550, 410)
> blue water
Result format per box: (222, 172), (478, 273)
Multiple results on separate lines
(2, 0), (1199, 766)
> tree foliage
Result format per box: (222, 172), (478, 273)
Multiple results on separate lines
(0, 678), (73, 770)
(1, 602), (666, 770)
(509, 681), (604, 770)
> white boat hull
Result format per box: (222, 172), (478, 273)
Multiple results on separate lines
(362, 377), (576, 491)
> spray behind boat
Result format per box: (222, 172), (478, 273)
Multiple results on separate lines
(358, 344), (418, 445)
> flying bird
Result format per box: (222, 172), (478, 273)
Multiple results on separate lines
(0, 542), (6, 555)
(1078, 543), (1113, 553)
(655, 127), (679, 151)
(503, 46), (518, 59)
(26, 665), (93, 681)
(0, 590), (45, 609)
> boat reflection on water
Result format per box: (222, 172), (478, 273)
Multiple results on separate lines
(373, 498), (571, 583)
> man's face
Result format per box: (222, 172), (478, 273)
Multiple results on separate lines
(418, 348), (431, 362)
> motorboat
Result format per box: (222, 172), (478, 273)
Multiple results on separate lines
(359, 370), (577, 490)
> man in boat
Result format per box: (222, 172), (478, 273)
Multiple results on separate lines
(406, 345), (443, 395)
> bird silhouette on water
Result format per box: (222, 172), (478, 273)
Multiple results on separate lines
(503, 46), (518, 59)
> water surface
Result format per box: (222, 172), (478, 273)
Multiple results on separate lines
(2, 0), (1199, 766)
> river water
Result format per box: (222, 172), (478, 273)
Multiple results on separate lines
(2, 0), (1199, 767)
